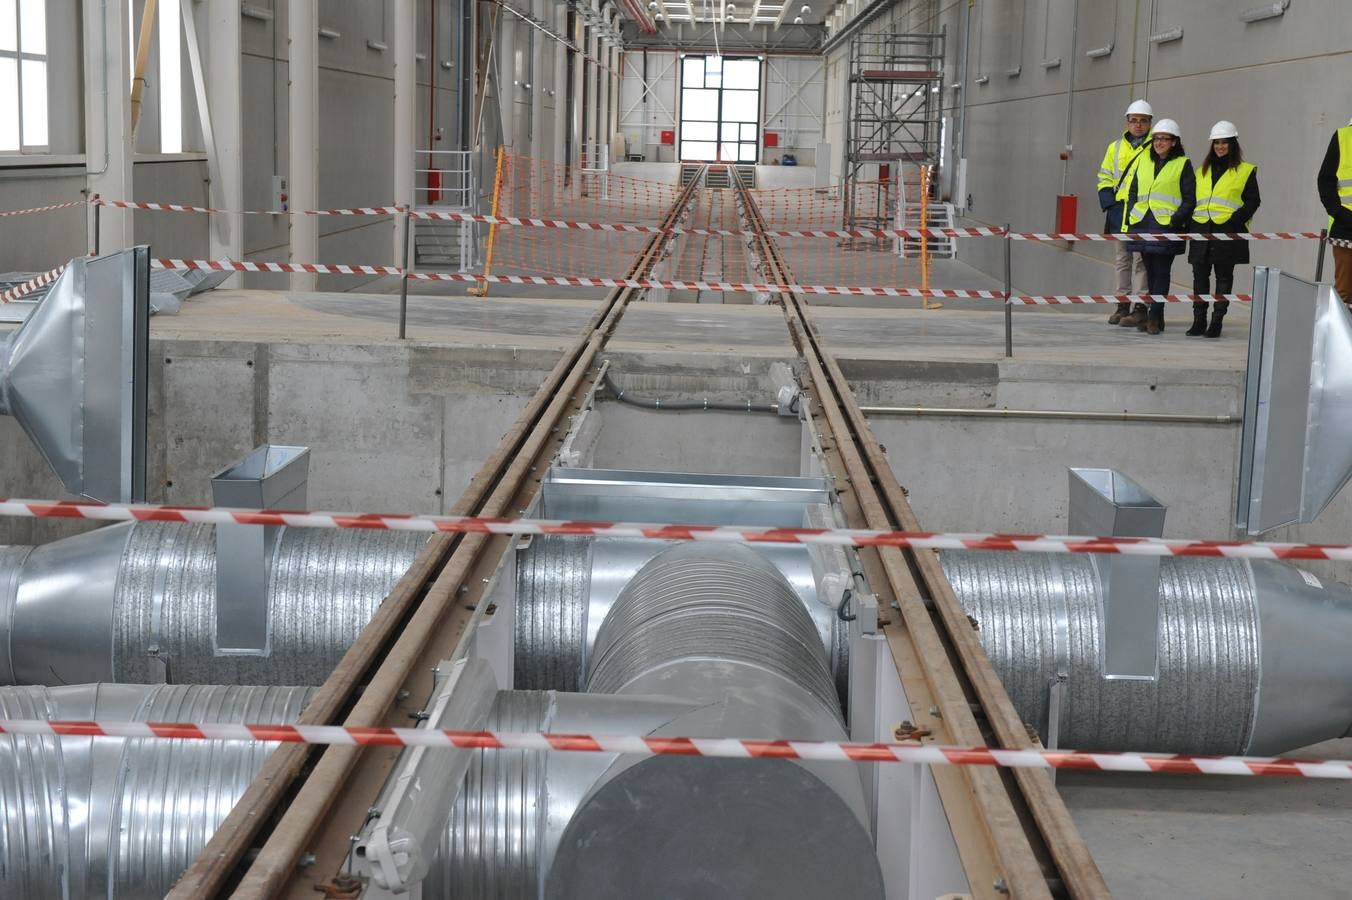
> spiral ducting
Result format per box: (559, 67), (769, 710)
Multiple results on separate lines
(586, 542), (842, 717)
(0, 683), (312, 899)
(0, 521), (427, 686)
(941, 551), (1352, 754)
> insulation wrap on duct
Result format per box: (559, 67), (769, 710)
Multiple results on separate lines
(0, 683), (313, 899)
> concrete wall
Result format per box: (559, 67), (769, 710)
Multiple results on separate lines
(824, 0), (1350, 296)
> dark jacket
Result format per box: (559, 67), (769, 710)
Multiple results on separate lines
(1188, 157), (1261, 267)
(1100, 131), (1150, 233)
(1125, 148), (1196, 256)
(1317, 129), (1352, 241)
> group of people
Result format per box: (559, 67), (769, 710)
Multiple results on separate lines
(1098, 101), (1352, 338)
(1097, 100), (1260, 337)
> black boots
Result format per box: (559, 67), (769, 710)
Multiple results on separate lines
(1205, 300), (1229, 338)
(1118, 303), (1149, 327)
(1185, 302), (1209, 336)
(1108, 301), (1131, 325)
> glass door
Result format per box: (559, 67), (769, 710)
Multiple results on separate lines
(678, 55), (761, 163)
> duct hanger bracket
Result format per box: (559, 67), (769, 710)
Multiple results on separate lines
(1068, 468), (1166, 680)
(209, 444), (311, 656)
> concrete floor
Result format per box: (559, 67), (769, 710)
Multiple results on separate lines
(145, 167), (1344, 900)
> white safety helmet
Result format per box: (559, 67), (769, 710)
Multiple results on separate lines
(1209, 120), (1239, 140)
(1151, 118), (1181, 138)
(1124, 99), (1154, 118)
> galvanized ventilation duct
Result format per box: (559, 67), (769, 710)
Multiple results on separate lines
(0, 521), (427, 686)
(941, 551), (1352, 755)
(513, 534), (848, 699)
(0, 683), (312, 899)
(434, 544), (883, 899)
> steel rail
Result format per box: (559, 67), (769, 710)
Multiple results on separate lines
(729, 166), (1110, 899)
(169, 167), (709, 900)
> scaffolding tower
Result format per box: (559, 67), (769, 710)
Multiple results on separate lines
(842, 30), (945, 242)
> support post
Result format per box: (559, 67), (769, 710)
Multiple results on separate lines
(399, 209), (412, 339)
(91, 196), (101, 256)
(393, 0), (417, 266)
(288, 0), (319, 292)
(1316, 228), (1328, 282)
(84, 0), (133, 253)
(1003, 223), (1013, 357)
(198, 0), (243, 284)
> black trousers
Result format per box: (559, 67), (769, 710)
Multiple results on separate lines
(1192, 260), (1235, 296)
(1142, 253), (1175, 297)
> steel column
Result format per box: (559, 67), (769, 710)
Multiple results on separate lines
(84, 0), (133, 253)
(393, 0), (417, 264)
(288, 0), (319, 292)
(197, 0), (243, 285)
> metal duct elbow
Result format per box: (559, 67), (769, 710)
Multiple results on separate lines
(0, 521), (427, 686)
(941, 551), (1352, 755)
(0, 683), (312, 899)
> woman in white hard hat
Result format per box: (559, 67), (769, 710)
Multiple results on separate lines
(1120, 118), (1196, 335)
(1186, 121), (1260, 338)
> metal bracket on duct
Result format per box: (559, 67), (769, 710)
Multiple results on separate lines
(356, 658), (499, 896)
(1068, 468), (1166, 679)
(0, 248), (150, 502)
(210, 445), (311, 655)
(1237, 268), (1352, 534)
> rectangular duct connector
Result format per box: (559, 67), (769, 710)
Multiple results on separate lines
(1236, 268), (1352, 534)
(1069, 468), (1166, 679)
(209, 445), (310, 655)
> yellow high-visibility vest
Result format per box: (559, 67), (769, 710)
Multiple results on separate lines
(1194, 161), (1256, 225)
(1126, 156), (1189, 228)
(1098, 135), (1150, 201)
(1331, 125), (1352, 229)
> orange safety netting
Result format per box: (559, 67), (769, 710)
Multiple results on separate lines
(471, 154), (923, 292)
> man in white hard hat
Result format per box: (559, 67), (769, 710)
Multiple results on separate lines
(1316, 115), (1352, 304)
(1098, 99), (1153, 323)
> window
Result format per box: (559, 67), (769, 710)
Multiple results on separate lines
(0, 0), (48, 152)
(678, 55), (761, 163)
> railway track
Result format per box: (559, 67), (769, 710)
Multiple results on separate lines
(171, 163), (1107, 898)
(730, 165), (1109, 899)
(168, 167), (709, 900)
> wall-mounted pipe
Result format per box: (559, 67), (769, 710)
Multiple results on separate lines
(859, 405), (1239, 425)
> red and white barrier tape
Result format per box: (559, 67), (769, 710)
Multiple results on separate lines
(410, 271), (1248, 303)
(2, 718), (1348, 778)
(0, 264), (67, 304)
(153, 258), (1251, 303)
(410, 211), (1323, 243)
(0, 200), (86, 218)
(4, 497), (1352, 561)
(97, 198), (403, 216)
(153, 258), (402, 277)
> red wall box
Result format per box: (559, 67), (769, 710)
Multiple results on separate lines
(660, 130), (675, 145)
(764, 132), (779, 147)
(1055, 194), (1077, 234)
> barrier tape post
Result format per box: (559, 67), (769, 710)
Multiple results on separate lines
(92, 194), (101, 256)
(1003, 223), (1013, 358)
(1316, 228), (1328, 282)
(399, 207), (412, 339)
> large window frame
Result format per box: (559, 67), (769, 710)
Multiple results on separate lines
(0, 0), (49, 153)
(678, 54), (761, 163)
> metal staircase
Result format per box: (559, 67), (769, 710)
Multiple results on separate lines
(901, 200), (956, 259)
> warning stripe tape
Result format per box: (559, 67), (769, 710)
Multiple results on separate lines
(153, 258), (403, 277)
(410, 211), (1324, 243)
(408, 271), (1250, 303)
(0, 200), (86, 218)
(2, 718), (1349, 778)
(0, 264), (68, 304)
(153, 258), (1250, 303)
(98, 198), (403, 216)
(2, 497), (1350, 561)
